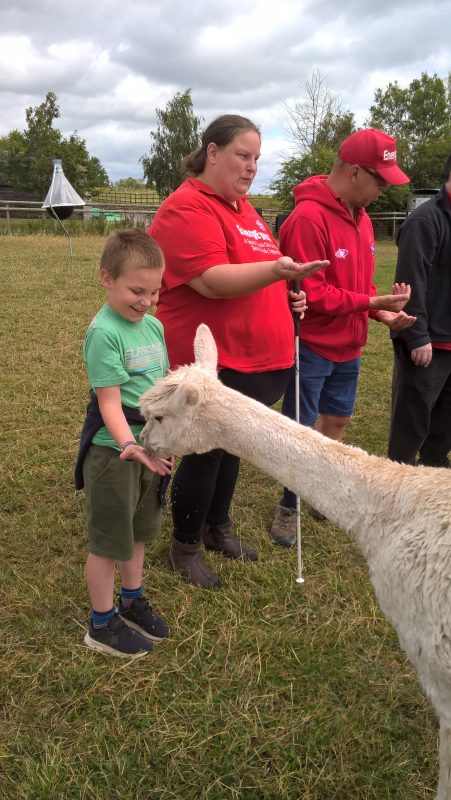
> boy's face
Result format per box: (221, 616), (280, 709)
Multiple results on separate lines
(101, 261), (164, 322)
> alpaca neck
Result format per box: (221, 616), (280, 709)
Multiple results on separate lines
(208, 387), (401, 560)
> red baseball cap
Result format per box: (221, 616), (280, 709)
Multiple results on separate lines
(338, 128), (410, 185)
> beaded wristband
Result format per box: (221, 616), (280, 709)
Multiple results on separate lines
(120, 440), (137, 452)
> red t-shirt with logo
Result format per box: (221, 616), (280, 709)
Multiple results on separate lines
(149, 178), (294, 371)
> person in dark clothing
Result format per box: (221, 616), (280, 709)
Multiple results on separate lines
(388, 154), (451, 467)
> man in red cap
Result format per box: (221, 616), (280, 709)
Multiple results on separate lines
(270, 128), (416, 546)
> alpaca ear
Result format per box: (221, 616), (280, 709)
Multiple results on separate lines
(194, 324), (218, 373)
(171, 383), (199, 413)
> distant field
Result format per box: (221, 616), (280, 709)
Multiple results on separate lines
(247, 193), (285, 211)
(0, 237), (437, 799)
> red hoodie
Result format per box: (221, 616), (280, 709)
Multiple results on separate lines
(280, 176), (378, 362)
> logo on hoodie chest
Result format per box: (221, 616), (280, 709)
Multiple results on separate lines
(335, 248), (349, 259)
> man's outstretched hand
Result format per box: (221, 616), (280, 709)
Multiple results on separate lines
(369, 282), (412, 313)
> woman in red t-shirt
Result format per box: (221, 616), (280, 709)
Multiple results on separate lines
(149, 114), (327, 588)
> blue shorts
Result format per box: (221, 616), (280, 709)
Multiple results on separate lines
(281, 343), (360, 427)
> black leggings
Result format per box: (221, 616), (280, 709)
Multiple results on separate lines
(171, 367), (292, 544)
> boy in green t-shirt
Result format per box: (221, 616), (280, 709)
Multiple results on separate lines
(78, 229), (173, 659)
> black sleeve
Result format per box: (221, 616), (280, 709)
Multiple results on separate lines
(394, 215), (437, 350)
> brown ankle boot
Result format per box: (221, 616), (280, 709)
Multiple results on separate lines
(269, 504), (297, 547)
(168, 536), (222, 589)
(203, 520), (258, 561)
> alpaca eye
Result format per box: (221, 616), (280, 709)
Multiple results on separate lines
(154, 416), (163, 423)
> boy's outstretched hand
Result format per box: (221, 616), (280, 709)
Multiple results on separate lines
(119, 443), (173, 475)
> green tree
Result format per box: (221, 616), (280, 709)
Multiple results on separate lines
(316, 110), (355, 151)
(0, 92), (62, 196)
(0, 129), (29, 188)
(60, 131), (109, 195)
(270, 71), (355, 208)
(0, 92), (109, 197)
(284, 69), (349, 152)
(114, 177), (147, 190)
(367, 72), (451, 188)
(269, 148), (337, 208)
(140, 89), (202, 199)
(368, 82), (410, 142)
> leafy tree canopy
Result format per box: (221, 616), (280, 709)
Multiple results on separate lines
(367, 72), (451, 189)
(0, 92), (109, 198)
(269, 148), (336, 208)
(271, 70), (450, 211)
(141, 89), (202, 199)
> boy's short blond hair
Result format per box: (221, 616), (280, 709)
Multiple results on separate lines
(100, 229), (164, 278)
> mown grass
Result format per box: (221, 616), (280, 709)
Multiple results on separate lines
(0, 237), (437, 799)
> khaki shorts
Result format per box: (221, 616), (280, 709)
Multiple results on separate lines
(83, 445), (162, 560)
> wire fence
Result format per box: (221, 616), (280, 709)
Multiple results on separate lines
(369, 212), (406, 241)
(0, 200), (159, 234)
(90, 189), (161, 205)
(0, 200), (407, 240)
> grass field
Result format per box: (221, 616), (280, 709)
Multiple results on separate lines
(0, 236), (437, 799)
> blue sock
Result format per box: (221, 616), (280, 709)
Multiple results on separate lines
(120, 586), (142, 609)
(92, 607), (116, 629)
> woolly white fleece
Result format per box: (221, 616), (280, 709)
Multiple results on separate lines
(141, 323), (451, 799)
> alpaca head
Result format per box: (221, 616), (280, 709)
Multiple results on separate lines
(140, 324), (221, 457)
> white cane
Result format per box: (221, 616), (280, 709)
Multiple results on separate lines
(293, 279), (304, 585)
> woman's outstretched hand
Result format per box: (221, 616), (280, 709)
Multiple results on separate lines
(274, 256), (329, 281)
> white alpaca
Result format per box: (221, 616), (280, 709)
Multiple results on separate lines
(141, 324), (451, 799)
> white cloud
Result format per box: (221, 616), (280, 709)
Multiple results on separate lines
(0, 0), (449, 190)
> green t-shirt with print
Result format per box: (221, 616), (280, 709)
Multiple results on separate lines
(83, 303), (169, 449)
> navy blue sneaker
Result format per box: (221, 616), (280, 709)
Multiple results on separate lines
(84, 612), (153, 659)
(118, 594), (170, 642)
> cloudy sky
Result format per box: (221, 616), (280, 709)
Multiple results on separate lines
(1, 0), (449, 193)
